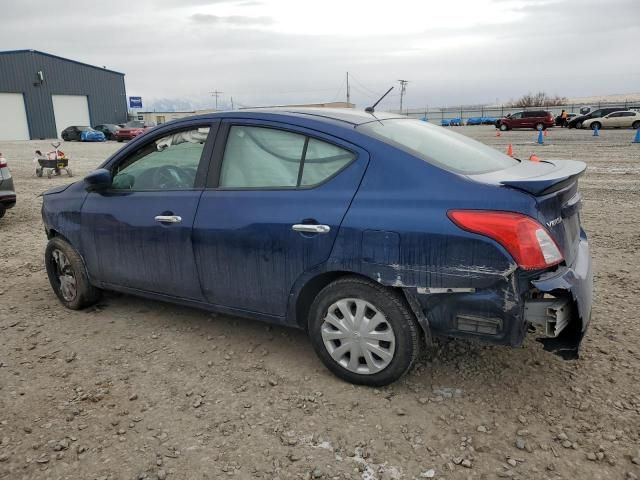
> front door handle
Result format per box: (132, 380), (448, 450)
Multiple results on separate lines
(155, 215), (182, 224)
(292, 224), (331, 234)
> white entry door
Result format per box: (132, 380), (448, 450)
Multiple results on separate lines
(0, 93), (30, 140)
(52, 94), (90, 138)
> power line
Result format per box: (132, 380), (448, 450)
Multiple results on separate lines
(209, 90), (223, 110)
(398, 80), (408, 114)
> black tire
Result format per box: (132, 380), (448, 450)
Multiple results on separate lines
(632, 121), (640, 129)
(575, 121), (583, 129)
(307, 276), (420, 387)
(499, 123), (509, 131)
(45, 237), (100, 310)
(591, 122), (601, 130)
(0, 206), (5, 219)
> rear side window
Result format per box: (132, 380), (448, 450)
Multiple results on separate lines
(219, 126), (355, 188)
(359, 119), (518, 175)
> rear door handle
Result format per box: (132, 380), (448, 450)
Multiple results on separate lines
(292, 224), (331, 234)
(155, 215), (182, 224)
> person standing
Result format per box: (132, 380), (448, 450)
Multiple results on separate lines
(560, 109), (569, 127)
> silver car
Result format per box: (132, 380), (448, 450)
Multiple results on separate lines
(0, 154), (16, 219)
(582, 111), (640, 130)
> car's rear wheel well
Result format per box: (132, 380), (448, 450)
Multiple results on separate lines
(296, 271), (352, 330)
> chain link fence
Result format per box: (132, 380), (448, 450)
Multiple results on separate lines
(393, 100), (640, 125)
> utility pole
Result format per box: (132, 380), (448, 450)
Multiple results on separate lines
(230, 96), (234, 110)
(210, 90), (223, 110)
(398, 80), (408, 114)
(346, 72), (350, 106)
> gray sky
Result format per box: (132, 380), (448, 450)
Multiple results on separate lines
(1, 0), (638, 111)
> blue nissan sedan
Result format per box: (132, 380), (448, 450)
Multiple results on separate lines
(41, 108), (592, 386)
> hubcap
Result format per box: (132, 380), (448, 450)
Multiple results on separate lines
(321, 298), (396, 375)
(51, 249), (77, 302)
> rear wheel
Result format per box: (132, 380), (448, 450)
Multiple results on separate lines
(591, 122), (602, 130)
(308, 277), (420, 386)
(45, 237), (100, 310)
(632, 121), (640, 129)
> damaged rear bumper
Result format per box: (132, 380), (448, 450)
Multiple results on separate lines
(404, 231), (592, 359)
(528, 232), (592, 358)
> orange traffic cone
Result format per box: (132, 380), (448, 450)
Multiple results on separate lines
(543, 130), (548, 137)
(506, 144), (513, 157)
(529, 154), (540, 162)
(496, 129), (501, 137)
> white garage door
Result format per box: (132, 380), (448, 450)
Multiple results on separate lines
(52, 94), (90, 138)
(0, 93), (30, 141)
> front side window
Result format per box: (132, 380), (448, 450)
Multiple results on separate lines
(219, 125), (355, 188)
(510, 112), (523, 119)
(111, 127), (210, 190)
(359, 119), (518, 175)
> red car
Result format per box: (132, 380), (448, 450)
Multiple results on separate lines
(115, 121), (155, 142)
(495, 110), (555, 131)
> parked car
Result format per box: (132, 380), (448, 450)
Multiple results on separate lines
(495, 111), (555, 131)
(582, 111), (640, 130)
(61, 126), (94, 141)
(567, 107), (628, 129)
(93, 124), (120, 140)
(80, 129), (106, 142)
(0, 153), (16, 219)
(115, 121), (155, 142)
(41, 109), (592, 386)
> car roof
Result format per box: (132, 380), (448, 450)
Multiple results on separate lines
(181, 108), (406, 127)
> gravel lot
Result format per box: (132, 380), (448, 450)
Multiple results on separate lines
(1, 126), (639, 480)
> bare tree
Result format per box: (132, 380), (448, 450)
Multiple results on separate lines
(507, 92), (568, 107)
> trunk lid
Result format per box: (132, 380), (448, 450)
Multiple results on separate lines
(469, 159), (586, 266)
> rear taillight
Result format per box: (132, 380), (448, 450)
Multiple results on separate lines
(447, 210), (563, 270)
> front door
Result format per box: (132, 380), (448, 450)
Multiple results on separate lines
(81, 124), (216, 300)
(193, 121), (369, 317)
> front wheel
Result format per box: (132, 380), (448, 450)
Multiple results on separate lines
(632, 121), (640, 129)
(45, 237), (100, 310)
(499, 123), (509, 131)
(0, 206), (5, 219)
(575, 121), (583, 129)
(308, 277), (420, 387)
(591, 122), (601, 130)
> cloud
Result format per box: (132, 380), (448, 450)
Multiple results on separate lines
(0, 0), (637, 111)
(190, 13), (273, 25)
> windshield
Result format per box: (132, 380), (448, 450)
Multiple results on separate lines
(358, 119), (519, 174)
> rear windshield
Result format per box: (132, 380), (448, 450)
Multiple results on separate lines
(359, 119), (519, 174)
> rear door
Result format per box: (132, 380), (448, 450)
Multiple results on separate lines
(192, 120), (369, 317)
(81, 122), (217, 299)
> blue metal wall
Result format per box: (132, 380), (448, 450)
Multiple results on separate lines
(0, 50), (127, 139)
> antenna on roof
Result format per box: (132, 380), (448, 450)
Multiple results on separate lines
(365, 87), (394, 113)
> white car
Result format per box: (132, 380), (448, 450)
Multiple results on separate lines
(582, 111), (640, 130)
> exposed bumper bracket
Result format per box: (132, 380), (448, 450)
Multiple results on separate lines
(524, 297), (572, 338)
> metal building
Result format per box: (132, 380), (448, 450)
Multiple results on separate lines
(0, 50), (127, 140)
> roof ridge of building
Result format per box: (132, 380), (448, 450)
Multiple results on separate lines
(0, 49), (125, 75)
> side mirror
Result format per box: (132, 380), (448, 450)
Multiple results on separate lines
(84, 168), (112, 191)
